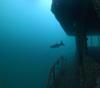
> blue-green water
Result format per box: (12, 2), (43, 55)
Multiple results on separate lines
(0, 0), (77, 88)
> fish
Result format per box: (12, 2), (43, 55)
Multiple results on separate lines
(50, 41), (65, 48)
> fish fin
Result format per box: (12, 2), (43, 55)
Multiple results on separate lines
(60, 41), (64, 46)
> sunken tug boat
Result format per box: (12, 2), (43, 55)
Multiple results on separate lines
(47, 0), (100, 88)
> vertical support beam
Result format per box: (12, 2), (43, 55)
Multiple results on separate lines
(75, 30), (88, 88)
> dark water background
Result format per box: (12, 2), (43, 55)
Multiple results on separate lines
(1, 0), (99, 88)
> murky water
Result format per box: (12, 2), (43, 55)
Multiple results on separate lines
(0, 0), (81, 88)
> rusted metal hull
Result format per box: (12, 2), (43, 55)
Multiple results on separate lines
(51, 0), (100, 36)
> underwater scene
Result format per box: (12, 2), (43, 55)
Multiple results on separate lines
(1, 0), (100, 88)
